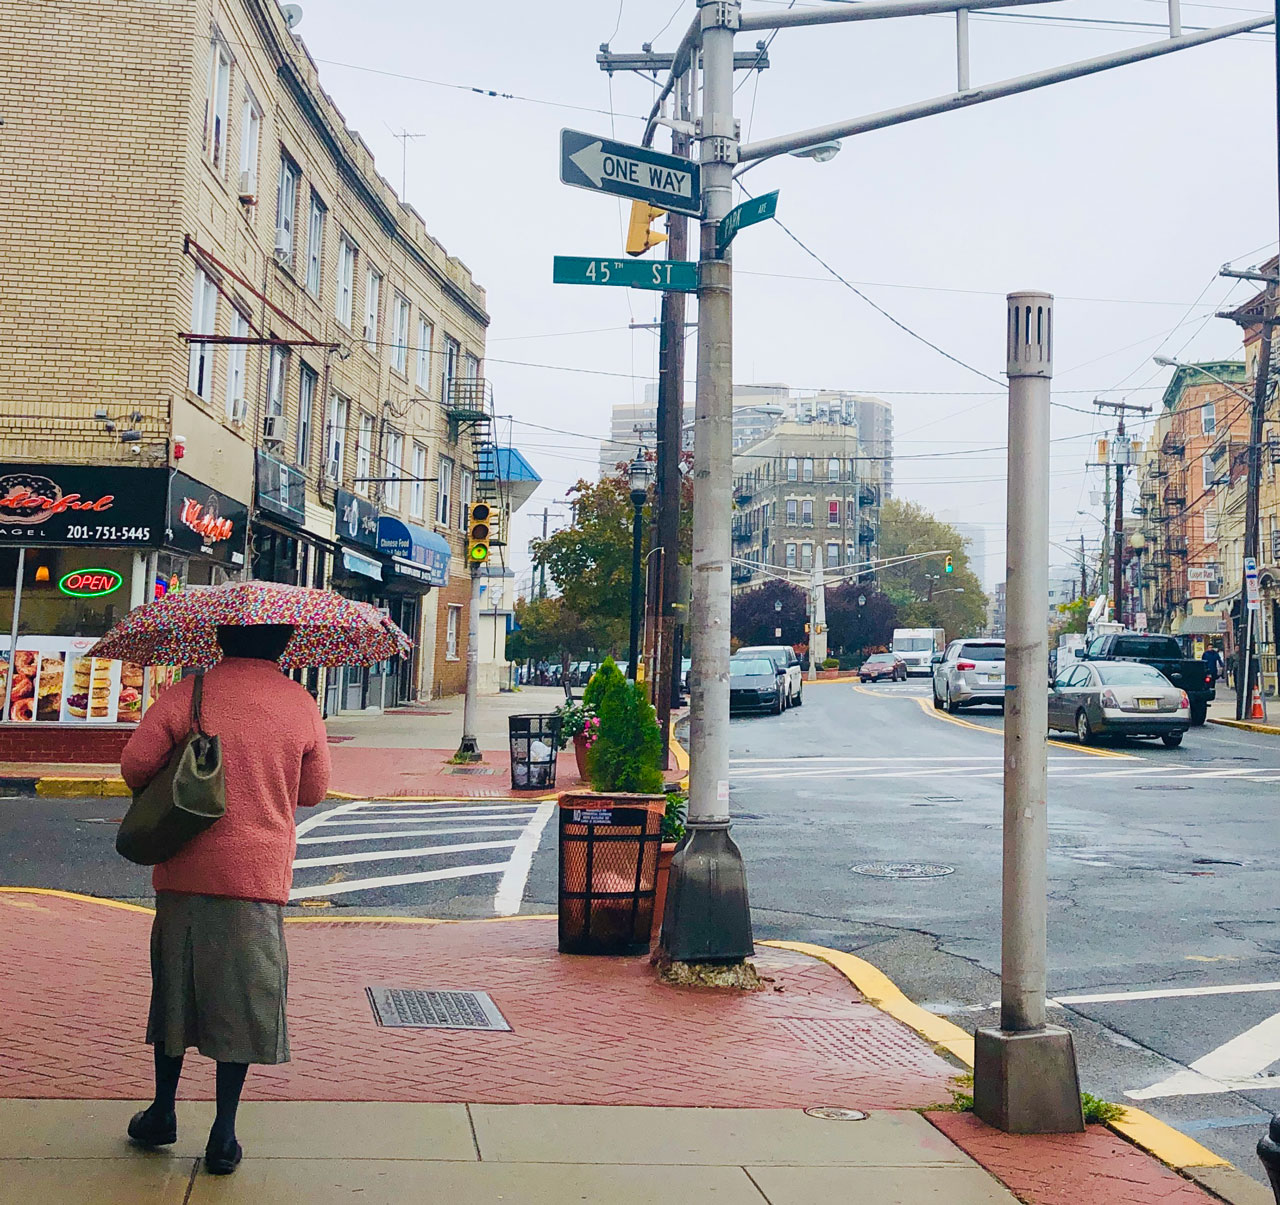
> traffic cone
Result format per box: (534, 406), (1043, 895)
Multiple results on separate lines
(1251, 685), (1266, 721)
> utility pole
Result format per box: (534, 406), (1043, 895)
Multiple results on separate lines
(455, 564), (482, 762)
(974, 292), (1084, 1135)
(808, 549), (828, 680)
(533, 507), (563, 600)
(1094, 399), (1150, 626)
(660, 0), (754, 968)
(1079, 534), (1087, 598)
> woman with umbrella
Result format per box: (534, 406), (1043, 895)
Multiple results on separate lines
(94, 582), (409, 1176)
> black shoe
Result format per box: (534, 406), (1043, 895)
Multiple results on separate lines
(127, 1107), (177, 1148)
(204, 1134), (243, 1175)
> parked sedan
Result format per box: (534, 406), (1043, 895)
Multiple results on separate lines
(729, 656), (786, 716)
(859, 652), (908, 683)
(1048, 660), (1189, 747)
(933, 639), (1006, 712)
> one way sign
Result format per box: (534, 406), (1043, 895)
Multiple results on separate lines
(560, 129), (702, 217)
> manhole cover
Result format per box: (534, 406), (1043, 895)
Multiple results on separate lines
(805, 1107), (868, 1121)
(366, 988), (510, 1031)
(851, 862), (954, 879)
(1135, 785), (1192, 791)
(923, 795), (961, 803)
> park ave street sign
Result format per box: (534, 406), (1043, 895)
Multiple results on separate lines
(717, 190), (779, 254)
(560, 129), (701, 217)
(553, 256), (698, 293)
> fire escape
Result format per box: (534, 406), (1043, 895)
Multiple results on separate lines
(444, 377), (499, 505)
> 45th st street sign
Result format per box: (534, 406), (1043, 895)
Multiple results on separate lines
(560, 129), (702, 217)
(552, 256), (698, 293)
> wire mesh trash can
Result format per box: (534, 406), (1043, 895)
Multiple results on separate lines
(557, 791), (666, 955)
(509, 714), (561, 790)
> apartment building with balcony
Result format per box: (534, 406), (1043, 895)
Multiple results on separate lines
(0, 0), (513, 752)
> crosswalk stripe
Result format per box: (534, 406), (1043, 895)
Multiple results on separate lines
(298, 824), (525, 846)
(293, 838), (519, 871)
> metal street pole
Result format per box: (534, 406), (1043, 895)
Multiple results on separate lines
(1114, 422), (1125, 624)
(974, 292), (1084, 1134)
(455, 565), (483, 761)
(628, 490), (645, 681)
(809, 550), (827, 681)
(659, 0), (753, 967)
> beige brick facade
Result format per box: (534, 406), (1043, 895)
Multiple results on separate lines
(0, 0), (491, 701)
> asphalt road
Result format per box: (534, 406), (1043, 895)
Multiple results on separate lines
(6, 680), (1280, 1178)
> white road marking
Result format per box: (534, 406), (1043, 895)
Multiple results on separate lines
(289, 861), (513, 900)
(1058, 982), (1280, 1006)
(1127, 1010), (1280, 1099)
(294, 800), (366, 838)
(493, 801), (556, 916)
(293, 838), (519, 871)
(317, 812), (538, 825)
(298, 824), (525, 846)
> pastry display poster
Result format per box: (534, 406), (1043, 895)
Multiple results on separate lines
(0, 636), (147, 724)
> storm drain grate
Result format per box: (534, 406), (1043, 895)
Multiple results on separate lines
(922, 795), (961, 803)
(366, 987), (511, 1031)
(443, 766), (497, 776)
(851, 862), (954, 879)
(1135, 784), (1192, 791)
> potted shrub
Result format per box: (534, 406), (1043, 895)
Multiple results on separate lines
(553, 698), (599, 779)
(558, 657), (668, 955)
(652, 791), (687, 942)
(818, 656), (841, 680)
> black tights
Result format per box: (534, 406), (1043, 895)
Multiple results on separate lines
(151, 1048), (248, 1142)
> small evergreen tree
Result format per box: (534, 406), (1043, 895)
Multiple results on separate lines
(586, 666), (664, 794)
(582, 655), (623, 713)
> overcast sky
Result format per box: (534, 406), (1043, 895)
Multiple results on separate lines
(292, 0), (1275, 592)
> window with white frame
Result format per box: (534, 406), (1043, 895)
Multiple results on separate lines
(442, 335), (460, 401)
(363, 267), (382, 353)
(384, 430), (404, 510)
(826, 542), (840, 567)
(800, 543), (814, 570)
(225, 309), (248, 417)
(391, 295), (410, 375)
(1204, 511), (1218, 546)
(327, 393), (348, 479)
(828, 456), (841, 481)
(438, 456), (454, 526)
(785, 499), (797, 525)
(206, 38), (231, 173)
(410, 444), (427, 519)
(239, 97), (261, 195)
(1203, 401), (1216, 436)
(846, 542), (856, 564)
(785, 543), (797, 569)
(297, 365), (316, 468)
(801, 499), (813, 526)
(266, 346), (288, 417)
(188, 267), (218, 400)
(305, 193), (325, 298)
(802, 458), (814, 483)
(828, 500), (840, 526)
(416, 316), (434, 391)
(446, 605), (461, 659)
(355, 413), (374, 495)
(275, 155), (300, 265)
(464, 352), (481, 379)
(335, 237), (355, 327)
(1203, 455), (1216, 491)
(459, 469), (474, 532)
(786, 457), (798, 482)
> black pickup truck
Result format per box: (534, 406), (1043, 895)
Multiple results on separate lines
(1079, 633), (1215, 726)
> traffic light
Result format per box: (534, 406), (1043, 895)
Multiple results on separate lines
(625, 200), (668, 256)
(467, 501), (492, 566)
(944, 555), (954, 575)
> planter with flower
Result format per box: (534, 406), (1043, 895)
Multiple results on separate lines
(553, 699), (600, 779)
(557, 657), (669, 955)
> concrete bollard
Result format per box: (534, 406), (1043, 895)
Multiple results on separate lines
(1257, 1114), (1280, 1202)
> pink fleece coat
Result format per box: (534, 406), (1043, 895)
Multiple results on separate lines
(120, 658), (331, 905)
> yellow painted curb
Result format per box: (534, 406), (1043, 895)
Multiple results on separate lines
(1111, 1106), (1229, 1170)
(761, 939), (975, 1067)
(1211, 717), (1280, 736)
(0, 886), (155, 915)
(33, 776), (131, 798)
(19, 782), (560, 804)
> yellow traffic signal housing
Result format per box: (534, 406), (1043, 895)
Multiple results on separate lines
(626, 201), (668, 257)
(467, 501), (493, 566)
(944, 554), (954, 575)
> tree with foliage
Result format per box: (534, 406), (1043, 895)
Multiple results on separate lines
(584, 658), (664, 794)
(875, 498), (989, 638)
(506, 595), (590, 671)
(730, 580), (807, 649)
(1054, 596), (1090, 637)
(532, 457), (694, 657)
(824, 584), (897, 656)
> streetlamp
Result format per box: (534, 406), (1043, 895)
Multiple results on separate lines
(773, 597), (782, 639)
(1152, 355), (1252, 405)
(627, 450), (651, 681)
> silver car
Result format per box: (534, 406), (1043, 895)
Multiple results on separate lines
(1048, 660), (1189, 747)
(933, 639), (1006, 712)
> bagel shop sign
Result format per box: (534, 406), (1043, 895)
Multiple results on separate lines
(0, 464), (167, 546)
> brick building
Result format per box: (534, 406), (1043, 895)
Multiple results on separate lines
(0, 0), (516, 755)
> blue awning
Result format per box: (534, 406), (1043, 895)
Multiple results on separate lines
(378, 517), (450, 587)
(342, 550), (384, 581)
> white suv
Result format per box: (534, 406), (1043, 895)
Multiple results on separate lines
(736, 645), (804, 709)
(933, 639), (1006, 713)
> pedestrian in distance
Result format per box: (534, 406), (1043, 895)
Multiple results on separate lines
(1203, 645), (1223, 683)
(119, 623), (331, 1176)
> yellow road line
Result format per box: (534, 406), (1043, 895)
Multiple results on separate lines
(904, 695), (1134, 760)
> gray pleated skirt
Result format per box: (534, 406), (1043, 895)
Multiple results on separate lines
(146, 891), (290, 1065)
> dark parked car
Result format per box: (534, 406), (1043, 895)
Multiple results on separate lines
(729, 656), (786, 715)
(1079, 632), (1214, 726)
(859, 652), (908, 682)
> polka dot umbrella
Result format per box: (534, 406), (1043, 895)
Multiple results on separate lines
(88, 581), (412, 669)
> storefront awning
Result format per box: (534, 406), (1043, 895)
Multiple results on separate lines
(377, 517), (450, 588)
(342, 550), (384, 581)
(1179, 615), (1226, 635)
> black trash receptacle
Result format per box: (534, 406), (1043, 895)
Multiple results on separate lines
(557, 791), (666, 955)
(509, 713), (561, 790)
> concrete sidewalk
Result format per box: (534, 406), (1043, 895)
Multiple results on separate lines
(0, 888), (1255, 1204)
(1207, 685), (1280, 735)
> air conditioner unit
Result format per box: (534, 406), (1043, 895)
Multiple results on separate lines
(325, 457), (341, 483)
(262, 414), (287, 446)
(237, 171), (255, 202)
(362, 324), (374, 344)
(229, 397), (247, 425)
(274, 229), (292, 261)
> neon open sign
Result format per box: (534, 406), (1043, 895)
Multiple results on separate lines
(59, 568), (124, 598)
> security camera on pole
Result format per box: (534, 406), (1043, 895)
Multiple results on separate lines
(972, 294), (1084, 1134)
